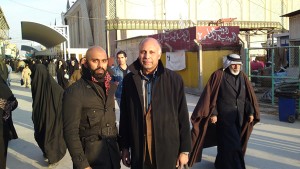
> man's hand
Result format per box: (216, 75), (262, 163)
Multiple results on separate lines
(249, 115), (254, 123)
(84, 167), (92, 169)
(210, 115), (217, 124)
(176, 153), (189, 169)
(121, 148), (131, 167)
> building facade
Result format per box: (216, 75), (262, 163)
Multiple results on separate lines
(0, 7), (10, 59)
(63, 0), (300, 59)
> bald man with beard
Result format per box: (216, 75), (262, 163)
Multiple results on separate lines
(63, 46), (121, 169)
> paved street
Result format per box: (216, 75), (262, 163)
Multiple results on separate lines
(5, 72), (300, 169)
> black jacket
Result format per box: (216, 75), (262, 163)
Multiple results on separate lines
(119, 59), (191, 169)
(63, 75), (120, 169)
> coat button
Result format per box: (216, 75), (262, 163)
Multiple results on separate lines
(106, 123), (110, 127)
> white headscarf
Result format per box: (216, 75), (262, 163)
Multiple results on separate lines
(223, 54), (243, 70)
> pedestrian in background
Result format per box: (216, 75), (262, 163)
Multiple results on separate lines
(30, 64), (67, 167)
(17, 60), (25, 73)
(112, 50), (129, 107)
(67, 57), (86, 87)
(189, 54), (260, 169)
(48, 59), (57, 80)
(22, 64), (32, 88)
(119, 37), (191, 169)
(68, 60), (78, 78)
(0, 74), (18, 169)
(56, 59), (69, 89)
(5, 60), (12, 86)
(63, 46), (120, 169)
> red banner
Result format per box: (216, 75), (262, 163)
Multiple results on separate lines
(149, 26), (239, 51)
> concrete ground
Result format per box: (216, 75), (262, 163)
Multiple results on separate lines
(5, 72), (300, 169)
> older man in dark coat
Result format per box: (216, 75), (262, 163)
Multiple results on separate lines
(119, 37), (191, 169)
(189, 54), (260, 169)
(63, 46), (120, 169)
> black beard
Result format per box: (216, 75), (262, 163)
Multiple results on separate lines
(82, 65), (106, 82)
(91, 67), (106, 82)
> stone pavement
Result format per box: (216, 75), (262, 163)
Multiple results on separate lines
(5, 72), (300, 169)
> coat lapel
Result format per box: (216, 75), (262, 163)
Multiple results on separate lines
(133, 73), (144, 112)
(224, 74), (238, 93)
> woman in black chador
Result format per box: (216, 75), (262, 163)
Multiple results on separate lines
(56, 59), (69, 89)
(31, 64), (67, 166)
(0, 74), (18, 168)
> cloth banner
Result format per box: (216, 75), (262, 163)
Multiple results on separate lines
(166, 50), (186, 71)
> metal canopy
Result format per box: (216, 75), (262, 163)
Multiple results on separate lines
(281, 9), (300, 17)
(21, 21), (67, 48)
(21, 45), (39, 52)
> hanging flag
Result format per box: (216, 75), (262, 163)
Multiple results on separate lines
(166, 50), (186, 71)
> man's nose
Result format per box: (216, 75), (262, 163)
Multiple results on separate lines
(144, 52), (150, 59)
(97, 61), (104, 68)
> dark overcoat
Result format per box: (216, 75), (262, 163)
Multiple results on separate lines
(188, 69), (260, 166)
(119, 59), (191, 169)
(63, 74), (120, 169)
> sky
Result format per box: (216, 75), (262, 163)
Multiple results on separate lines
(1, 0), (70, 50)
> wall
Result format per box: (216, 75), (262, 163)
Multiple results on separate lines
(160, 52), (199, 89)
(202, 50), (234, 85)
(116, 36), (146, 65)
(289, 14), (300, 41)
(160, 49), (236, 94)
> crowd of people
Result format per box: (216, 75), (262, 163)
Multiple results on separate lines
(0, 37), (260, 169)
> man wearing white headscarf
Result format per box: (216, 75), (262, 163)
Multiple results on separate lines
(188, 54), (260, 169)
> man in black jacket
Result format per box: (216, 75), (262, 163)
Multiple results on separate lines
(62, 46), (120, 169)
(119, 37), (191, 169)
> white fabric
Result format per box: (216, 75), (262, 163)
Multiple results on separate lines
(166, 50), (186, 71)
(223, 54), (243, 70)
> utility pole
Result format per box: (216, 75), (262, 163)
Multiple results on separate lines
(281, 0), (284, 32)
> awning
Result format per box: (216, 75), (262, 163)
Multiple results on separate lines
(21, 45), (39, 52)
(21, 21), (67, 48)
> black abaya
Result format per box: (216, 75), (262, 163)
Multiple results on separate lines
(0, 74), (18, 169)
(31, 64), (67, 164)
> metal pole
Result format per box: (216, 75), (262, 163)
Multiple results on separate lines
(64, 41), (67, 61)
(66, 25), (71, 60)
(105, 0), (109, 56)
(199, 43), (203, 92)
(194, 39), (203, 92)
(106, 20), (108, 55)
(271, 48), (275, 105)
(298, 46), (300, 116)
(245, 48), (250, 76)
